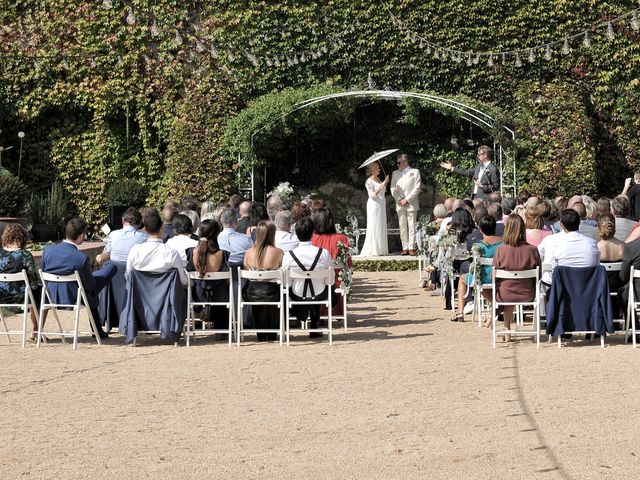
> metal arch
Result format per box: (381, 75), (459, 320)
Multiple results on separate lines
(244, 89), (517, 200)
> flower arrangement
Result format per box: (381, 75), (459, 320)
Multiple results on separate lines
(267, 181), (295, 201)
(468, 243), (484, 289)
(335, 241), (353, 301)
(435, 230), (470, 280)
(336, 211), (360, 255)
(415, 214), (439, 257)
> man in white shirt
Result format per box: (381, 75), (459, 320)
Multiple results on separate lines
(537, 230), (565, 285)
(126, 213), (188, 286)
(281, 217), (334, 338)
(548, 208), (600, 283)
(274, 210), (299, 252)
(165, 214), (199, 267)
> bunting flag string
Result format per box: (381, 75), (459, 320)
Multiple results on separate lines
(388, 8), (640, 67)
(0, 2), (358, 71)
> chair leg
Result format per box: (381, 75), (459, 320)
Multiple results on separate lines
(51, 308), (66, 343)
(72, 308), (81, 351)
(0, 309), (11, 343)
(21, 306), (28, 348)
(343, 294), (348, 331)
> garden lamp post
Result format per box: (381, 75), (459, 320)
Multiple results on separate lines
(17, 132), (25, 178)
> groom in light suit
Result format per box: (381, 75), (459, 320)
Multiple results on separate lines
(391, 153), (422, 255)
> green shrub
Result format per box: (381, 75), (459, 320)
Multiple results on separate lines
(107, 179), (147, 208)
(0, 175), (28, 217)
(29, 182), (67, 224)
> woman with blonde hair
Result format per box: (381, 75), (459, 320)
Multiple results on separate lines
(597, 213), (624, 262)
(524, 205), (552, 247)
(243, 221), (284, 341)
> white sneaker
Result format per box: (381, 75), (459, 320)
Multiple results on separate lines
(463, 302), (474, 315)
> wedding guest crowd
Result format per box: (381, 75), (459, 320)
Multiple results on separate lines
(430, 176), (640, 342)
(0, 193), (349, 343)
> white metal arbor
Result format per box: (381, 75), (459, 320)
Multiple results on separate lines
(239, 90), (516, 201)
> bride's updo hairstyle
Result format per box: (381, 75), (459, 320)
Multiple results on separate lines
(366, 162), (380, 177)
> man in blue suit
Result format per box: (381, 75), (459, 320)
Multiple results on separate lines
(41, 217), (117, 338)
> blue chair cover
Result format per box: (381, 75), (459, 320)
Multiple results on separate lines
(119, 269), (187, 343)
(545, 265), (614, 336)
(98, 261), (127, 331)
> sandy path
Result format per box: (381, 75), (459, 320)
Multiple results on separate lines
(1, 271), (639, 479)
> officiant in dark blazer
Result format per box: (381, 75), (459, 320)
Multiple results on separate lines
(440, 145), (500, 199)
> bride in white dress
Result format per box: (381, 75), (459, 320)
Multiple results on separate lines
(359, 162), (389, 256)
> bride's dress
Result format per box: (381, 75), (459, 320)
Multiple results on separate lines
(359, 177), (388, 256)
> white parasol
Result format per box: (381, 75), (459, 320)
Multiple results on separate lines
(357, 148), (399, 177)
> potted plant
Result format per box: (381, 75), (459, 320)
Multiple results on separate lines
(0, 174), (29, 243)
(107, 179), (147, 230)
(29, 182), (67, 242)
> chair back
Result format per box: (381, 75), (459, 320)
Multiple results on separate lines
(478, 257), (493, 266)
(602, 262), (622, 272)
(0, 270), (29, 283)
(286, 268), (333, 284)
(494, 268), (539, 280)
(239, 269), (282, 283)
(40, 271), (80, 283)
(188, 271), (232, 281)
(632, 266), (640, 279)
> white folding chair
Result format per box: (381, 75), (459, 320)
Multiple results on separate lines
(625, 266), (640, 348)
(492, 268), (541, 348)
(185, 270), (234, 347)
(602, 262), (625, 333)
(321, 262), (349, 331)
(472, 258), (493, 327)
(285, 268), (334, 345)
(0, 270), (39, 347)
(237, 269), (284, 346)
(37, 269), (103, 350)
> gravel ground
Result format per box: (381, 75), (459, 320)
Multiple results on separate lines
(0, 271), (639, 479)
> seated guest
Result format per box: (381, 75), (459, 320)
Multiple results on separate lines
(274, 210), (299, 252)
(228, 194), (243, 212)
(524, 205), (552, 247)
(573, 202), (598, 239)
(620, 235), (640, 327)
(126, 214), (187, 286)
(432, 204), (448, 231)
(218, 208), (254, 268)
(41, 217), (117, 338)
(282, 217), (334, 338)
(200, 201), (216, 222)
(180, 195), (198, 213)
(162, 201), (178, 240)
(611, 196), (635, 242)
(267, 195), (285, 221)
(236, 201), (252, 234)
(487, 202), (505, 234)
(291, 201), (311, 232)
(540, 199), (558, 231)
(165, 214), (199, 267)
(501, 196), (516, 222)
(310, 198), (326, 215)
(243, 221), (284, 341)
(464, 206), (489, 248)
(597, 196), (611, 217)
(439, 199), (463, 236)
(443, 207), (475, 310)
(246, 202), (269, 240)
(186, 220), (230, 331)
(551, 208), (600, 275)
(492, 214), (542, 341)
(451, 215), (502, 323)
(0, 224), (41, 340)
(96, 207), (147, 265)
(311, 207), (352, 317)
(181, 210), (201, 239)
(598, 213), (625, 262)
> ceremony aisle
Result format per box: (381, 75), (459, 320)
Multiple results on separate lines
(0, 272), (639, 479)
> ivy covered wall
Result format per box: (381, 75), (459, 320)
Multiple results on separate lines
(1, 1), (639, 226)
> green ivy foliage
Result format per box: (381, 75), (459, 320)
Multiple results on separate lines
(513, 82), (597, 197)
(1, 0), (640, 227)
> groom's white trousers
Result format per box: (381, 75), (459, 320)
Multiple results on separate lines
(398, 207), (417, 251)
